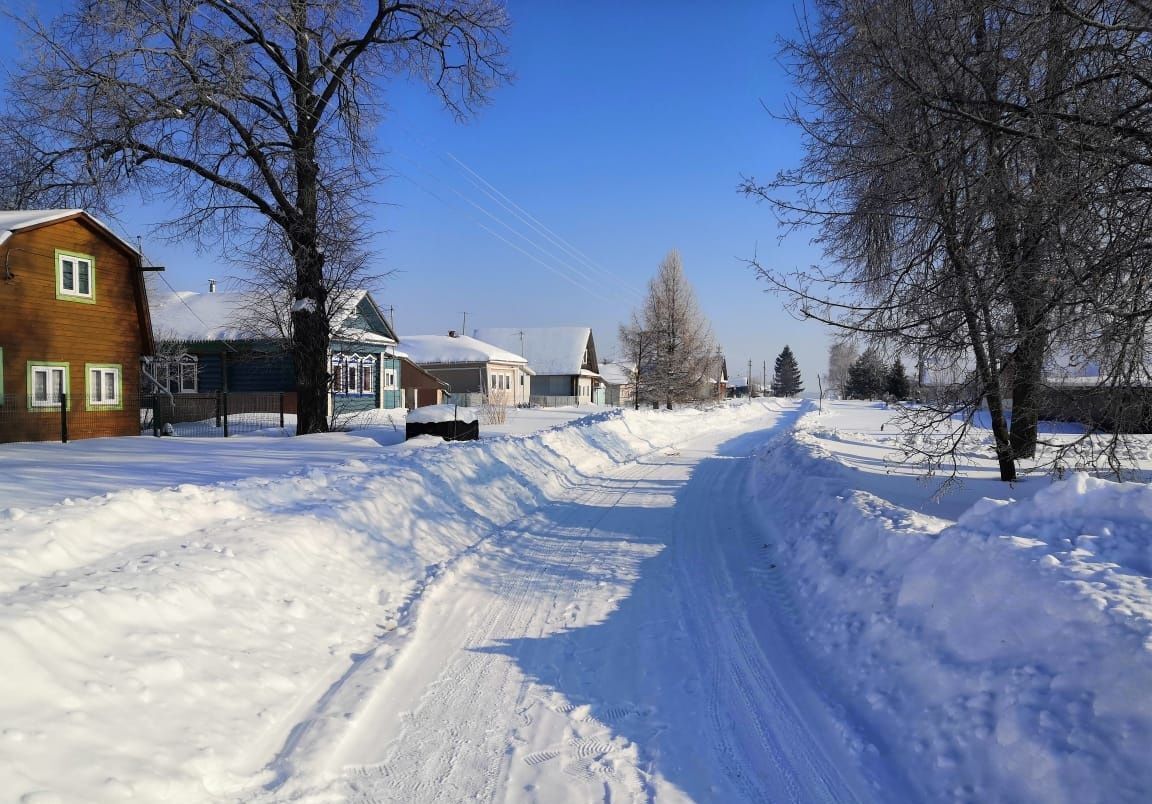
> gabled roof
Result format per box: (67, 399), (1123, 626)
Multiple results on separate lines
(150, 287), (397, 345)
(473, 326), (598, 376)
(598, 360), (635, 387)
(400, 334), (530, 367)
(0, 209), (141, 257)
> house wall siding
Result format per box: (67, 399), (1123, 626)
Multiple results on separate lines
(0, 219), (149, 441)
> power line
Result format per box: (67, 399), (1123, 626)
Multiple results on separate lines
(393, 169), (622, 306)
(443, 151), (645, 300)
(390, 151), (622, 303)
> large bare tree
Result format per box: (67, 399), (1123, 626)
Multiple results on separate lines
(620, 250), (717, 409)
(745, 0), (1152, 482)
(3, 0), (510, 434)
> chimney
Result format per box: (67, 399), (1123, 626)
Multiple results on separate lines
(208, 279), (217, 293)
(448, 330), (458, 338)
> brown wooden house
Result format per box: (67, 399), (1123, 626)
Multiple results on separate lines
(399, 355), (449, 408)
(0, 210), (156, 443)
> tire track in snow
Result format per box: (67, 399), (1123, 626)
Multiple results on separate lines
(331, 457), (667, 803)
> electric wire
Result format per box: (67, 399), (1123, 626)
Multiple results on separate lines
(390, 151), (620, 302)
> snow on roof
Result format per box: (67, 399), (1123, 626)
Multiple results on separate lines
(400, 334), (529, 366)
(598, 360), (634, 386)
(150, 287), (396, 344)
(151, 290), (260, 341)
(473, 327), (595, 376)
(0, 209), (142, 255)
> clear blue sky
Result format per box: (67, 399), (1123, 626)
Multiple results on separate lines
(4, 1), (831, 391)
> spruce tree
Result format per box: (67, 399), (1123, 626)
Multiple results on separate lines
(771, 345), (804, 397)
(885, 359), (910, 400)
(845, 348), (886, 399)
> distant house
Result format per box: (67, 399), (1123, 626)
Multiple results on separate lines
(598, 359), (636, 407)
(473, 326), (601, 405)
(148, 287), (402, 413)
(0, 209), (156, 443)
(401, 332), (533, 406)
(700, 354), (729, 401)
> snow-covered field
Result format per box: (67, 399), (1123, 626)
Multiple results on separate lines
(1, 399), (1149, 802)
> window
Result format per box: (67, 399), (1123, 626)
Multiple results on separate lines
(28, 362), (68, 409)
(150, 354), (198, 394)
(55, 250), (95, 303)
(384, 370), (396, 388)
(86, 364), (122, 409)
(332, 354), (375, 395)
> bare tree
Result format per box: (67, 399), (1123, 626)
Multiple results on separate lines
(744, 0), (1152, 483)
(3, 0), (510, 434)
(620, 250), (717, 409)
(827, 340), (858, 399)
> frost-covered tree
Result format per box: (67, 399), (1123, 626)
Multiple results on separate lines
(3, 0), (510, 434)
(827, 341), (857, 399)
(771, 345), (804, 397)
(620, 250), (716, 409)
(743, 0), (1152, 482)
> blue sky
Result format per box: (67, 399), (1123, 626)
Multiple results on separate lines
(4, 1), (831, 390)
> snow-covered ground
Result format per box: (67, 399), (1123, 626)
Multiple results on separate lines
(1, 399), (1149, 802)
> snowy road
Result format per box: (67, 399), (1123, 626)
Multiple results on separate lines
(258, 408), (876, 803)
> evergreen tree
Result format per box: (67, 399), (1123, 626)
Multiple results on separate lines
(885, 359), (910, 400)
(845, 348), (886, 399)
(770, 345), (804, 397)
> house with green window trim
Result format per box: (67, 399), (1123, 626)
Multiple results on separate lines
(148, 285), (402, 414)
(0, 209), (156, 443)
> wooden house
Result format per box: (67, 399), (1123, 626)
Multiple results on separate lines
(598, 359), (636, 407)
(148, 287), (402, 414)
(399, 356), (449, 409)
(0, 210), (155, 442)
(473, 326), (602, 405)
(400, 332), (533, 406)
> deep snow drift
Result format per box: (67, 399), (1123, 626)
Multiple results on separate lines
(751, 402), (1152, 803)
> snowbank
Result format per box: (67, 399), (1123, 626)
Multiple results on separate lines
(0, 401), (782, 801)
(750, 404), (1152, 803)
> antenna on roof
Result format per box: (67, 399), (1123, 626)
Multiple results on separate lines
(459, 311), (469, 336)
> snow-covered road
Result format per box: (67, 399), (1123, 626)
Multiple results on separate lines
(257, 408), (876, 802)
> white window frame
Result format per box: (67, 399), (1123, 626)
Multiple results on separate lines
(333, 354), (377, 396)
(55, 250), (95, 302)
(29, 363), (68, 409)
(152, 354), (198, 394)
(87, 364), (122, 408)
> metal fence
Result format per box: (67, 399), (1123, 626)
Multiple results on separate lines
(0, 392), (145, 444)
(143, 392), (288, 437)
(529, 395), (583, 408)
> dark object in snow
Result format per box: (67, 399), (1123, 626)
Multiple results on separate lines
(405, 419), (479, 442)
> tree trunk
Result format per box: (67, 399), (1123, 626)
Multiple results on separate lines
(291, 241), (330, 435)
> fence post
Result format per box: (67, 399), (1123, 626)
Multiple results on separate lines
(60, 392), (68, 443)
(279, 392), (285, 429)
(223, 391), (230, 437)
(152, 395), (160, 437)
(215, 391), (222, 428)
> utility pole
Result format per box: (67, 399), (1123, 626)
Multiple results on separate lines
(763, 360), (767, 398)
(748, 359), (753, 400)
